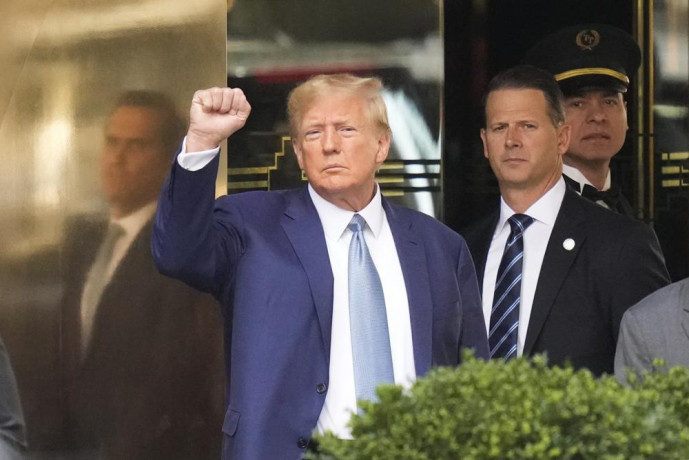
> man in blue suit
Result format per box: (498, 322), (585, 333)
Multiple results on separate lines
(152, 74), (488, 459)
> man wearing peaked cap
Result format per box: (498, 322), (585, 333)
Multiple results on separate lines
(523, 24), (641, 217)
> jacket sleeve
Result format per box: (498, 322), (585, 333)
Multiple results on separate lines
(614, 307), (652, 383)
(608, 223), (670, 343)
(151, 145), (241, 299)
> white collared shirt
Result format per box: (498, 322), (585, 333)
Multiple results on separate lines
(481, 178), (566, 356)
(308, 184), (414, 438)
(562, 164), (612, 192)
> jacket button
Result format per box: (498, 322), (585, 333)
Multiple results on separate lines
(297, 437), (308, 449)
(316, 383), (327, 394)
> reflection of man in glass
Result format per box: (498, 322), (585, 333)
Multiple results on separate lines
(59, 91), (224, 459)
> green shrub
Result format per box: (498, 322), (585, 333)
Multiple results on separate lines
(312, 354), (689, 459)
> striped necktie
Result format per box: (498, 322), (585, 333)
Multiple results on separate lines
(489, 213), (534, 360)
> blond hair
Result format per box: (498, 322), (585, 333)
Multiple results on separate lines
(287, 73), (391, 138)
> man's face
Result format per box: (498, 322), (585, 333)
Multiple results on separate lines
(481, 88), (570, 193)
(564, 89), (627, 164)
(101, 106), (170, 217)
(292, 91), (390, 210)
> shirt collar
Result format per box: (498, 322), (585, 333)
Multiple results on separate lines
(111, 201), (157, 239)
(562, 164), (612, 191)
(308, 183), (384, 241)
(498, 177), (566, 230)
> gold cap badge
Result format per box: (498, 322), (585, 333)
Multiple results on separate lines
(575, 29), (600, 51)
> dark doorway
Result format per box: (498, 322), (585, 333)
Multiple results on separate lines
(443, 0), (634, 230)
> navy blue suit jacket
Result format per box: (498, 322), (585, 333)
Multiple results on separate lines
(152, 152), (488, 460)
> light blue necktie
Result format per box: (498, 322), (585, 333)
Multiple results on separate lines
(348, 214), (394, 403)
(489, 213), (534, 360)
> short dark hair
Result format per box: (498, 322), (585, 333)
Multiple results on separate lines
(112, 90), (187, 156)
(483, 65), (565, 127)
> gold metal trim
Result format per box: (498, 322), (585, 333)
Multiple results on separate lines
(636, 0), (644, 216)
(376, 177), (405, 184)
(229, 166), (271, 175)
(228, 136), (295, 191)
(230, 180), (270, 189)
(662, 179), (682, 188)
(554, 68), (629, 84)
(382, 190), (405, 197)
(379, 162), (405, 170)
(663, 152), (689, 161)
(647, 3), (655, 221)
(661, 166), (681, 175)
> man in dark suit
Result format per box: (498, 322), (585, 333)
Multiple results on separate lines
(0, 332), (26, 459)
(60, 91), (224, 458)
(522, 24), (641, 217)
(461, 65), (669, 376)
(152, 74), (489, 459)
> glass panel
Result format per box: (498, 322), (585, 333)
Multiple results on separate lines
(0, 0), (227, 457)
(652, 0), (689, 280)
(226, 0), (444, 217)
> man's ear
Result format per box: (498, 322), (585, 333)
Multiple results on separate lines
(480, 129), (489, 159)
(292, 138), (304, 170)
(557, 123), (571, 155)
(375, 132), (391, 165)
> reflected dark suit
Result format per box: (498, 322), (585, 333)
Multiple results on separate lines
(60, 214), (225, 459)
(462, 189), (670, 376)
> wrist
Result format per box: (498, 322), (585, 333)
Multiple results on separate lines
(185, 131), (221, 153)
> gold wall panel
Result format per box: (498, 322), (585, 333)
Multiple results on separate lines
(0, 0), (227, 456)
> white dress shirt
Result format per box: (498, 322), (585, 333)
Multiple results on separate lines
(308, 184), (414, 438)
(481, 178), (565, 356)
(563, 164), (611, 192)
(176, 139), (416, 438)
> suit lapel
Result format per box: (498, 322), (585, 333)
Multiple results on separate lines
(281, 188), (335, 356)
(383, 200), (433, 375)
(524, 190), (587, 355)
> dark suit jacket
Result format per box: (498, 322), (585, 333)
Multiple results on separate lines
(462, 188), (670, 376)
(152, 153), (489, 460)
(563, 173), (634, 218)
(60, 215), (225, 459)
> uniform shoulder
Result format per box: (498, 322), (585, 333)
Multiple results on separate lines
(571, 192), (652, 234)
